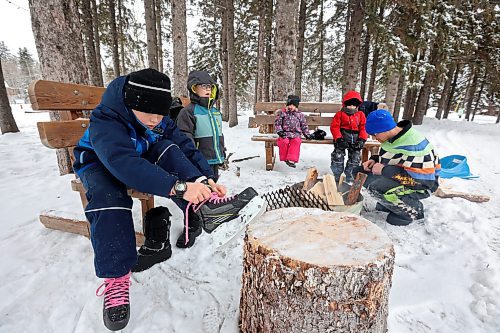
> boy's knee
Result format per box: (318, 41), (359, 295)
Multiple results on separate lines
(89, 189), (132, 208)
(331, 151), (344, 162)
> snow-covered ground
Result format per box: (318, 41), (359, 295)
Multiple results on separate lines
(0, 105), (499, 332)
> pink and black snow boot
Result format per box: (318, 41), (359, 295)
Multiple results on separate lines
(96, 272), (131, 331)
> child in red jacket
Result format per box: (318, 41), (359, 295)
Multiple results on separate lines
(330, 90), (368, 182)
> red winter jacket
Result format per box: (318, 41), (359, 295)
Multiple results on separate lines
(330, 91), (368, 141)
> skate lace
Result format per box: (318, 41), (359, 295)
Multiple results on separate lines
(184, 192), (236, 245)
(96, 272), (131, 309)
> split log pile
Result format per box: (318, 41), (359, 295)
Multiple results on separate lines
(302, 168), (368, 207)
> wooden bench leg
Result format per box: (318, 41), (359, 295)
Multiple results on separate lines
(140, 196), (155, 233)
(265, 141), (275, 171)
(78, 191), (88, 210)
(362, 147), (369, 163)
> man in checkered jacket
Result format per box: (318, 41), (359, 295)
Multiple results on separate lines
(357, 109), (441, 226)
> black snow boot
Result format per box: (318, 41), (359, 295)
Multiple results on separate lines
(132, 206), (172, 272)
(375, 202), (391, 213)
(386, 212), (414, 226)
(176, 209), (203, 248)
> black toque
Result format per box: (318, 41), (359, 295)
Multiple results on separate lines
(286, 95), (301, 108)
(124, 68), (172, 115)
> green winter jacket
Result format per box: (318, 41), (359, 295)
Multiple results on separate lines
(176, 71), (226, 165)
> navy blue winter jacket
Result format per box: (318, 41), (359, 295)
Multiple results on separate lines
(73, 75), (214, 197)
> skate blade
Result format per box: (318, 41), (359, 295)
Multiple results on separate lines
(212, 196), (267, 251)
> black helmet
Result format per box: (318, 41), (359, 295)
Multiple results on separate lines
(310, 129), (327, 140)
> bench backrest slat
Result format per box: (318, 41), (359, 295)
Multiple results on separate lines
(254, 114), (333, 126)
(254, 101), (342, 114)
(29, 80), (106, 111)
(37, 120), (89, 149)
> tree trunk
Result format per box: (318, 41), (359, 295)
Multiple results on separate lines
(108, 0), (120, 76)
(156, 0), (163, 72)
(240, 209), (394, 332)
(342, 0), (364, 95)
(443, 64), (461, 119)
(342, 0), (352, 89)
(413, 74), (432, 125)
(495, 99), (500, 124)
(0, 59), (19, 134)
(272, 0), (300, 101)
(172, 0), (188, 97)
(262, 0), (273, 102)
(318, 0), (324, 102)
(392, 74), (405, 122)
(28, 0), (90, 175)
(464, 66), (479, 121)
(402, 87), (417, 120)
(118, 0), (126, 74)
(384, 65), (399, 114)
(255, 0), (266, 104)
(435, 63), (456, 120)
(402, 50), (420, 120)
(220, 0), (229, 121)
(366, 43), (378, 101)
(81, 0), (101, 86)
(294, 0), (307, 97)
(366, 5), (384, 101)
(144, 0), (158, 70)
(91, 0), (103, 85)
(359, 28), (370, 100)
(414, 41), (441, 125)
(471, 71), (486, 122)
(226, 0), (238, 127)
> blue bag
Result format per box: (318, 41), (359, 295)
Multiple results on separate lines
(439, 155), (478, 179)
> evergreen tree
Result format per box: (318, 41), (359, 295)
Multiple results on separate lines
(18, 47), (37, 87)
(190, 0), (221, 77)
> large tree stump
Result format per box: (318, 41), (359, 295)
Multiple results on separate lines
(240, 208), (394, 333)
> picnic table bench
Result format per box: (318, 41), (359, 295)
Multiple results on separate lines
(249, 102), (380, 170)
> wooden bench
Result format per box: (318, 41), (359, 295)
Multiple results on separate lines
(249, 102), (380, 170)
(29, 80), (181, 246)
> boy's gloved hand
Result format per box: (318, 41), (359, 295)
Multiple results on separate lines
(277, 131), (286, 138)
(304, 133), (312, 140)
(354, 138), (366, 150)
(335, 137), (348, 149)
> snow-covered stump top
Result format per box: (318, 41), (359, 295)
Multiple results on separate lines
(239, 208), (395, 333)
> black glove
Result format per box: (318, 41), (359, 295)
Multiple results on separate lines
(335, 137), (348, 149)
(304, 134), (312, 140)
(277, 131), (286, 138)
(354, 138), (366, 150)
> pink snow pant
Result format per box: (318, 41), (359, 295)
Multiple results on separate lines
(277, 137), (302, 163)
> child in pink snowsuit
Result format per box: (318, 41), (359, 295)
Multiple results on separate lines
(274, 95), (311, 168)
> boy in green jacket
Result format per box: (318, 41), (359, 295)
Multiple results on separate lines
(357, 109), (441, 225)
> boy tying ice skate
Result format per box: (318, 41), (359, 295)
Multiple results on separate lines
(72, 68), (261, 331)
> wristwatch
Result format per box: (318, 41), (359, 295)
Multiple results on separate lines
(174, 181), (187, 198)
(201, 178), (214, 191)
